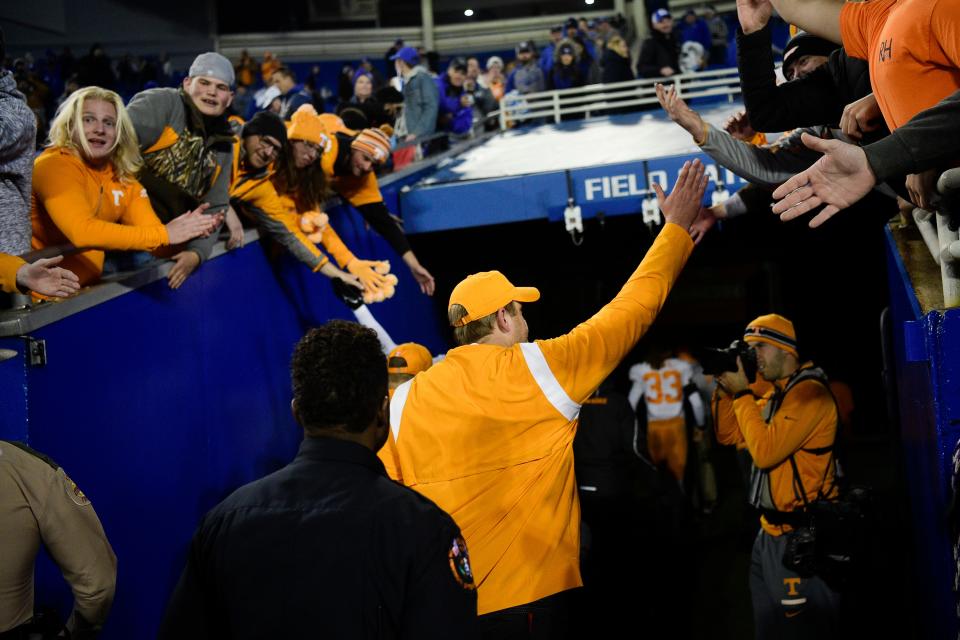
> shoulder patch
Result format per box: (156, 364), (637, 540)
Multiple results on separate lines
(448, 535), (476, 590)
(60, 469), (91, 506)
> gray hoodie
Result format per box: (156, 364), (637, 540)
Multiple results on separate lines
(0, 70), (36, 256)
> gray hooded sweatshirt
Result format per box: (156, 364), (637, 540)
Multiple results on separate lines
(0, 69), (37, 256)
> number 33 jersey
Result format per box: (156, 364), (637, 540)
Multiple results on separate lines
(628, 358), (694, 421)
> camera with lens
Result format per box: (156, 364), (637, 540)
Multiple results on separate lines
(698, 339), (758, 381)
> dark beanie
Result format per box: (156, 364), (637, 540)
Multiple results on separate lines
(241, 111), (288, 145)
(782, 31), (838, 75)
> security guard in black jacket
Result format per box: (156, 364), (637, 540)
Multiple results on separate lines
(159, 321), (478, 639)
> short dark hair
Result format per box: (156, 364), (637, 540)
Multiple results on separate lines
(291, 321), (388, 434)
(273, 65), (296, 81)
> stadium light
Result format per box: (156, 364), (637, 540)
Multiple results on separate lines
(464, 8), (474, 16)
(585, 0), (595, 4)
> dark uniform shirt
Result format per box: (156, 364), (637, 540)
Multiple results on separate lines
(159, 436), (478, 639)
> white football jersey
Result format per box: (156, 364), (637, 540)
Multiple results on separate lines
(628, 358), (694, 421)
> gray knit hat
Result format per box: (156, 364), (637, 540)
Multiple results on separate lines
(188, 52), (235, 86)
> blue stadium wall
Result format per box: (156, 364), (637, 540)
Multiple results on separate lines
(0, 179), (446, 638)
(885, 228), (960, 638)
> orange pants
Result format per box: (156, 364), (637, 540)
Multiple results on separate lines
(647, 416), (688, 482)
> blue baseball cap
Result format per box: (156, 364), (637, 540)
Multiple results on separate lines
(651, 8), (672, 23)
(390, 46), (420, 66)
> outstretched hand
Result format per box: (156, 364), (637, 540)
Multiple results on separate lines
(771, 132), (876, 227)
(16, 256), (80, 297)
(166, 203), (220, 245)
(689, 206), (720, 245)
(168, 251), (201, 290)
(654, 159), (709, 232)
(655, 83), (705, 142)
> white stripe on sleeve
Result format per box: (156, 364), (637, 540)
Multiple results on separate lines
(519, 342), (581, 422)
(390, 379), (413, 440)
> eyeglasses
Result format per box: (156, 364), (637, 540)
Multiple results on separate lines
(258, 137), (283, 154)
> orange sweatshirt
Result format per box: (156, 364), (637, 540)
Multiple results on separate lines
(388, 223), (693, 614)
(0, 253), (25, 294)
(31, 148), (169, 286)
(715, 367), (838, 536)
(317, 115), (383, 207)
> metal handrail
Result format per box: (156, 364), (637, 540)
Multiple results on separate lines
(491, 67), (742, 128)
(935, 168), (960, 307)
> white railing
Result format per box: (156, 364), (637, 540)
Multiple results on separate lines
(911, 168), (960, 308)
(492, 67), (742, 129)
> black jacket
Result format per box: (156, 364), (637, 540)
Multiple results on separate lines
(737, 24), (884, 140)
(637, 32), (680, 79)
(159, 437), (478, 640)
(573, 391), (644, 497)
(864, 89), (960, 182)
(601, 48), (635, 85)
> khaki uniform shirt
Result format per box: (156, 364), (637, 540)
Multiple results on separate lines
(0, 441), (116, 633)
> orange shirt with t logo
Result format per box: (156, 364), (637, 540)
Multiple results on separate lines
(840, 0), (960, 131)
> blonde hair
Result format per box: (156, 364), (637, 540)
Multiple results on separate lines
(47, 86), (143, 181)
(607, 35), (628, 51)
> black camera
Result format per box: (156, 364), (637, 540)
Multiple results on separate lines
(698, 339), (758, 381)
(331, 277), (364, 310)
(783, 525), (818, 577)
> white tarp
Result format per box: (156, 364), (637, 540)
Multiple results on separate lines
(424, 102), (746, 184)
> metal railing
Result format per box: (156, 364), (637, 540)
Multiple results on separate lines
(491, 67), (742, 129)
(910, 167), (960, 308)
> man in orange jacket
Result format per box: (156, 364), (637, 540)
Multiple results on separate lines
(715, 313), (841, 639)
(387, 160), (707, 636)
(318, 114), (436, 296)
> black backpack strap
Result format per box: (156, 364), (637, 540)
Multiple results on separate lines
(788, 453), (811, 509)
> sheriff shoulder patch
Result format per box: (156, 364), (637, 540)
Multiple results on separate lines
(61, 470), (90, 507)
(448, 535), (476, 590)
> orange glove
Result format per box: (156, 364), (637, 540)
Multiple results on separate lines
(347, 259), (398, 303)
(362, 273), (399, 304)
(299, 211), (329, 243)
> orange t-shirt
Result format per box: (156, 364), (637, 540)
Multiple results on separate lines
(31, 148), (169, 286)
(840, 0), (960, 131)
(389, 224), (693, 614)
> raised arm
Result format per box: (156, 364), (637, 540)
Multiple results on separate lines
(767, 0), (843, 44)
(539, 161), (706, 403)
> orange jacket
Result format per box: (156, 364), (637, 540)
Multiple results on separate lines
(31, 148), (169, 286)
(0, 253), (25, 294)
(714, 377), (773, 450)
(230, 147), (358, 272)
(388, 223), (693, 614)
(715, 366), (838, 536)
(317, 115), (384, 207)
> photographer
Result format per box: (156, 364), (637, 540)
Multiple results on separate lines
(713, 314), (841, 639)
